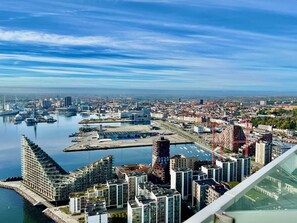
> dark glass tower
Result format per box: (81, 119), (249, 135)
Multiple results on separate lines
(64, 96), (72, 107)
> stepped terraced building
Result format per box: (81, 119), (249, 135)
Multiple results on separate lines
(21, 135), (113, 201)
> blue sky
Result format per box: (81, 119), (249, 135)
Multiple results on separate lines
(0, 0), (297, 91)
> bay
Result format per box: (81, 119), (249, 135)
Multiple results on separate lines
(0, 114), (211, 222)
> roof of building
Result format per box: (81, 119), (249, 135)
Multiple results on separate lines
(139, 182), (180, 197)
(107, 179), (127, 185)
(209, 184), (228, 195)
(170, 154), (186, 159)
(194, 179), (218, 186)
(86, 200), (107, 216)
(186, 146), (297, 223)
(172, 167), (193, 172)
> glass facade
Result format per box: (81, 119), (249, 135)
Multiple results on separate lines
(186, 146), (297, 223)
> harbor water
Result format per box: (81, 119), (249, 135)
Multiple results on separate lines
(0, 114), (211, 222)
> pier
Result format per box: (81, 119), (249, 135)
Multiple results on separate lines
(79, 118), (134, 124)
(0, 181), (78, 223)
(64, 124), (193, 152)
(0, 181), (53, 208)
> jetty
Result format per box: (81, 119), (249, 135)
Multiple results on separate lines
(64, 125), (192, 152)
(0, 181), (78, 223)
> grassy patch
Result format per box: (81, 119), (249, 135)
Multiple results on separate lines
(109, 210), (127, 223)
(228, 181), (240, 188)
(60, 207), (70, 215)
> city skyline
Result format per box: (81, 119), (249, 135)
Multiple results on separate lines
(1, 0), (297, 91)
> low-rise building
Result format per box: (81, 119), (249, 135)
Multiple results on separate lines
(119, 109), (151, 122)
(170, 155), (198, 170)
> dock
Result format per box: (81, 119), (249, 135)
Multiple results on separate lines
(64, 125), (193, 152)
(79, 118), (134, 124)
(0, 181), (53, 208)
(0, 181), (78, 223)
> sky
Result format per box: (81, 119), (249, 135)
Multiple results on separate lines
(0, 0), (297, 92)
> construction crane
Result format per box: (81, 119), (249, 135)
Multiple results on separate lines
(210, 119), (251, 166)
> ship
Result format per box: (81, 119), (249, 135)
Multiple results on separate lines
(25, 118), (37, 125)
(44, 115), (57, 123)
(13, 114), (23, 124)
(0, 110), (19, 116)
(56, 107), (77, 117)
(0, 96), (19, 116)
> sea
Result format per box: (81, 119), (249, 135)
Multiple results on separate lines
(0, 114), (211, 223)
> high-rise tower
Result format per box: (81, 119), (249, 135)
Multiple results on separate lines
(151, 136), (170, 184)
(64, 96), (72, 107)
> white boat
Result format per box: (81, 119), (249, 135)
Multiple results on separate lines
(0, 96), (19, 116)
(14, 114), (23, 122)
(25, 118), (37, 125)
(44, 115), (56, 123)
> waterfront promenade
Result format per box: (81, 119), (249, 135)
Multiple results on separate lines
(0, 181), (78, 223)
(0, 181), (53, 208)
(43, 207), (78, 223)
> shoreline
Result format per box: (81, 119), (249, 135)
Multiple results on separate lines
(0, 181), (77, 223)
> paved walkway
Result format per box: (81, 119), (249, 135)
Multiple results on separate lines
(44, 207), (78, 223)
(0, 181), (53, 208)
(0, 181), (79, 223)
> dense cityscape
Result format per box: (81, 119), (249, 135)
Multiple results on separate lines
(1, 0), (297, 223)
(0, 94), (296, 222)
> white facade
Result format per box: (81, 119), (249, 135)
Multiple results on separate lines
(119, 109), (151, 122)
(201, 165), (222, 183)
(171, 168), (193, 200)
(256, 142), (272, 165)
(230, 156), (251, 182)
(86, 213), (108, 223)
(192, 179), (217, 212)
(216, 159), (237, 182)
(106, 180), (128, 208)
(128, 197), (157, 223)
(194, 126), (212, 133)
(69, 197), (82, 214)
(131, 182), (181, 223)
(125, 172), (148, 200)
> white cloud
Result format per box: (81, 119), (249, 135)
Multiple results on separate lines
(0, 28), (111, 46)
